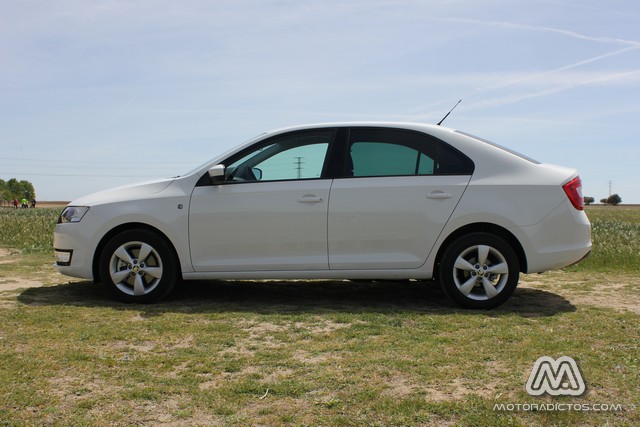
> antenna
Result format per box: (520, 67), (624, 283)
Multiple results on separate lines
(437, 99), (462, 126)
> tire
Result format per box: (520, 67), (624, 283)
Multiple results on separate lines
(99, 229), (178, 303)
(439, 232), (519, 309)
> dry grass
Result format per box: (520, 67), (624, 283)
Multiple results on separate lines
(0, 251), (638, 425)
(0, 206), (638, 425)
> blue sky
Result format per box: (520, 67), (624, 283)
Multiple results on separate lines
(1, 0), (639, 202)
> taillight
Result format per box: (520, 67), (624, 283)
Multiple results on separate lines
(563, 176), (584, 210)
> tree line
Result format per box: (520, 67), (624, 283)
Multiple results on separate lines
(0, 178), (36, 201)
(583, 194), (622, 206)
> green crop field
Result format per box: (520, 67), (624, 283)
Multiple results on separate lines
(0, 206), (638, 426)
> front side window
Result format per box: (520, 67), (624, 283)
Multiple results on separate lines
(225, 130), (333, 182)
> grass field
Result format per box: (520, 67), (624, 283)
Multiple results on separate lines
(0, 207), (638, 425)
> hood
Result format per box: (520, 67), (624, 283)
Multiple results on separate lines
(69, 177), (176, 206)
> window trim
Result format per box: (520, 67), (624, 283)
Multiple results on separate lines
(340, 127), (474, 179)
(196, 128), (338, 186)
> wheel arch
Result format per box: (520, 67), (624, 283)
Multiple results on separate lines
(433, 222), (527, 277)
(92, 222), (182, 283)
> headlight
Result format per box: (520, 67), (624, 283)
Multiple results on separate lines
(58, 206), (90, 224)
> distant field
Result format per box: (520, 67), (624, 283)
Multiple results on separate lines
(0, 201), (68, 209)
(37, 201), (69, 209)
(575, 206), (640, 272)
(1, 205), (638, 271)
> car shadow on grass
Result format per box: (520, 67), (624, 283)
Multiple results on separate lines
(17, 279), (575, 317)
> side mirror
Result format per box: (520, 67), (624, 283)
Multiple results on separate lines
(252, 167), (262, 181)
(208, 164), (226, 184)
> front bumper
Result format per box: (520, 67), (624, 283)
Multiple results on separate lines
(52, 211), (101, 280)
(54, 249), (73, 266)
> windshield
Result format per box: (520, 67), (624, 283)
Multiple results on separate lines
(178, 132), (268, 177)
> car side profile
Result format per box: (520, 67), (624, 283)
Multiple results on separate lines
(53, 123), (591, 309)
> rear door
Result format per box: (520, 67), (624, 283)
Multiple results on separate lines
(327, 128), (473, 270)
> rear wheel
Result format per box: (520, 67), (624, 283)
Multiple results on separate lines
(439, 232), (519, 309)
(99, 229), (177, 303)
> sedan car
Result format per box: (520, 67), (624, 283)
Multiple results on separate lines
(54, 123), (591, 309)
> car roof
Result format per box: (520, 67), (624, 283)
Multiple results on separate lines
(263, 121), (454, 136)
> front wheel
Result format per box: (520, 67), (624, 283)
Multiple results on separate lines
(439, 232), (519, 309)
(99, 229), (178, 303)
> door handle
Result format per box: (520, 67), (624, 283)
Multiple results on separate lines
(426, 191), (453, 200)
(298, 195), (324, 203)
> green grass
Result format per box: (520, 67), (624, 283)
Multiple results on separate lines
(0, 208), (60, 254)
(0, 205), (638, 425)
(570, 206), (640, 273)
(2, 205), (638, 271)
(1, 280), (638, 426)
(0, 204), (638, 279)
(585, 205), (640, 224)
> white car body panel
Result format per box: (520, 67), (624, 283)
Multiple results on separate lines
(55, 176), (197, 279)
(53, 122), (591, 293)
(189, 179), (332, 271)
(328, 175), (469, 269)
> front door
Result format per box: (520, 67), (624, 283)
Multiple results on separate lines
(189, 129), (335, 272)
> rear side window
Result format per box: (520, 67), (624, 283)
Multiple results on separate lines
(350, 142), (430, 176)
(347, 128), (473, 177)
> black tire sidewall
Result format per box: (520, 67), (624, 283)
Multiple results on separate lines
(99, 229), (177, 303)
(439, 232), (519, 309)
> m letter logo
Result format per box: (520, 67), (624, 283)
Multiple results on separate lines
(526, 356), (586, 396)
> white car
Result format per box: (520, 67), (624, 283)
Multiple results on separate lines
(54, 123), (591, 309)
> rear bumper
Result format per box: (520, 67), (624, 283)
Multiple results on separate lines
(513, 200), (592, 273)
(566, 248), (592, 268)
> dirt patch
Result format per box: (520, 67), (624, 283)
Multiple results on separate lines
(0, 247), (64, 292)
(423, 377), (500, 402)
(260, 367), (294, 384)
(0, 248), (42, 291)
(381, 375), (420, 398)
(520, 272), (640, 314)
(0, 248), (20, 265)
(382, 361), (507, 402)
(113, 340), (157, 353)
(242, 319), (352, 335)
(222, 320), (354, 358)
(292, 349), (334, 364)
(568, 292), (640, 314)
(0, 277), (46, 292)
(381, 377), (499, 402)
(299, 320), (352, 334)
(0, 248), (14, 257)
(198, 366), (260, 391)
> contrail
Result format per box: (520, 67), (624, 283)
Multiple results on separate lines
(438, 17), (640, 47)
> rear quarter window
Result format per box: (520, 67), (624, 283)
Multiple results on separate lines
(436, 140), (475, 175)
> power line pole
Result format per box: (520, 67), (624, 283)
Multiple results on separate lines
(608, 180), (612, 197)
(294, 157), (305, 179)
